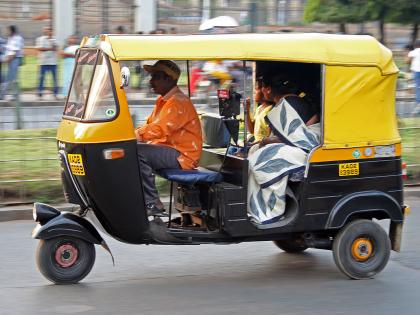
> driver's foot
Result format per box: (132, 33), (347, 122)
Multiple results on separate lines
(146, 203), (169, 217)
(155, 198), (165, 210)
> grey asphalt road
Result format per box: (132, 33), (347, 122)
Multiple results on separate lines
(1, 195), (419, 315)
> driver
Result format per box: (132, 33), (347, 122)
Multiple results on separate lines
(135, 60), (202, 217)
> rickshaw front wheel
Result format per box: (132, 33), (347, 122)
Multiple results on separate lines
(273, 239), (308, 253)
(36, 236), (96, 284)
(333, 219), (390, 280)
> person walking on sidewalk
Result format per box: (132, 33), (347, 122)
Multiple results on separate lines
(407, 40), (420, 112)
(36, 26), (58, 99)
(0, 28), (6, 86)
(60, 34), (79, 98)
(0, 25), (24, 101)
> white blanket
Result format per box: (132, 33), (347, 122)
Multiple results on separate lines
(247, 99), (320, 224)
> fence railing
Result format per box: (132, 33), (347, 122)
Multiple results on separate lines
(0, 94), (418, 206)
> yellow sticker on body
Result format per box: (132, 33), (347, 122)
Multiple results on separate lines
(68, 154), (85, 176)
(339, 162), (359, 176)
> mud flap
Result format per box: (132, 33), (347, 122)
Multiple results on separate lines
(389, 205), (409, 252)
(389, 221), (403, 252)
(101, 240), (115, 266)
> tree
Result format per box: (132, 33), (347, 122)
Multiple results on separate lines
(387, 0), (420, 45)
(365, 0), (392, 44)
(304, 0), (369, 34)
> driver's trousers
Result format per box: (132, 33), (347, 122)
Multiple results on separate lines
(136, 142), (181, 206)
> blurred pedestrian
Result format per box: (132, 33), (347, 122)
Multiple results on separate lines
(0, 25), (24, 101)
(155, 28), (166, 34)
(115, 26), (125, 34)
(407, 40), (420, 107)
(0, 28), (6, 85)
(60, 35), (79, 98)
(36, 26), (58, 99)
(404, 44), (414, 72)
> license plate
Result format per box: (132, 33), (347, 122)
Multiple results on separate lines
(339, 163), (359, 176)
(68, 154), (85, 176)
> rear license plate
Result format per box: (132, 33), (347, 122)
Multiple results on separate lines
(68, 154), (85, 176)
(339, 163), (359, 176)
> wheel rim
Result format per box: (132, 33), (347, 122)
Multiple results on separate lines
(351, 237), (373, 262)
(55, 244), (79, 268)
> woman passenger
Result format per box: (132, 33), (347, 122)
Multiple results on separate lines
(258, 75), (319, 148)
(244, 76), (275, 144)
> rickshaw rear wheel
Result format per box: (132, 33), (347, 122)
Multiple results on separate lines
(333, 219), (390, 280)
(36, 236), (96, 284)
(273, 239), (308, 253)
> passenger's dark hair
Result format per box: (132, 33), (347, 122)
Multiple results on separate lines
(262, 75), (298, 96)
(9, 25), (18, 35)
(116, 25), (125, 34)
(405, 44), (414, 51)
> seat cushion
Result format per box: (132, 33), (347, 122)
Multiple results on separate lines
(158, 168), (223, 184)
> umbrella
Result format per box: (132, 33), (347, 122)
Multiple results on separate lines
(199, 16), (239, 31)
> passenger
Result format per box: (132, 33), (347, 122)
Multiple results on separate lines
(247, 75), (321, 224)
(135, 60), (203, 217)
(245, 76), (275, 144)
(258, 75), (319, 148)
(229, 76), (273, 156)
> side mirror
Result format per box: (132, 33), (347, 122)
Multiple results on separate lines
(120, 66), (130, 88)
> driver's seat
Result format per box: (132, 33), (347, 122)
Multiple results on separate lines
(158, 167), (223, 185)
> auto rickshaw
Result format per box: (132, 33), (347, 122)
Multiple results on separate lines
(32, 33), (408, 284)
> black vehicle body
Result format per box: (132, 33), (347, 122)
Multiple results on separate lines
(33, 141), (404, 248)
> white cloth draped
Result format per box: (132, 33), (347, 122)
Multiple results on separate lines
(247, 98), (320, 224)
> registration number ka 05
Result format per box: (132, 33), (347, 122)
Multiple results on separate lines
(338, 162), (359, 176)
(68, 154), (85, 176)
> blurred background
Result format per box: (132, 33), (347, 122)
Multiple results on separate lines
(0, 0), (418, 206)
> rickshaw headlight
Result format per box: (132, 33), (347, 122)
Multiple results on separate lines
(33, 202), (61, 224)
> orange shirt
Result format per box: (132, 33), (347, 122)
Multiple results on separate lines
(135, 87), (202, 170)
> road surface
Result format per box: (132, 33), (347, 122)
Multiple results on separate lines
(0, 195), (419, 315)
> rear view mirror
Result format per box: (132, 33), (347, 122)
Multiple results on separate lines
(120, 67), (130, 88)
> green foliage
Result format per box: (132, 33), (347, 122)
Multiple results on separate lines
(304, 0), (369, 25)
(364, 0), (390, 20)
(385, 0), (420, 24)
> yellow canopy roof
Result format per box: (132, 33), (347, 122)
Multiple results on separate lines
(98, 33), (398, 75)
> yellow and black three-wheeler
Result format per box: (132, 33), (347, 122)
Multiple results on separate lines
(31, 33), (408, 284)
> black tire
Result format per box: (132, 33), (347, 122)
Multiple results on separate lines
(273, 239), (308, 253)
(36, 236), (96, 284)
(333, 219), (391, 280)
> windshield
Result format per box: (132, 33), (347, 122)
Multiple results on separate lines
(63, 50), (117, 121)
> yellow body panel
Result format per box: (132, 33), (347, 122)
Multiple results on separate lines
(323, 66), (400, 149)
(309, 143), (401, 163)
(57, 59), (136, 143)
(99, 33), (398, 75)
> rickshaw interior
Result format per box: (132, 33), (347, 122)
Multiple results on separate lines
(114, 58), (323, 233)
